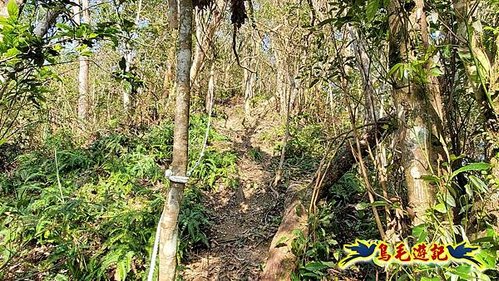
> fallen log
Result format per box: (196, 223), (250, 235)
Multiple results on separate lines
(261, 118), (394, 280)
(260, 183), (310, 281)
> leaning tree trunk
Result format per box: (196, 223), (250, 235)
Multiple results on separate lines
(261, 183), (310, 281)
(158, 0), (193, 280)
(388, 0), (435, 225)
(262, 118), (394, 280)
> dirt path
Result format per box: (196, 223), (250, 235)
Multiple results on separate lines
(181, 102), (285, 280)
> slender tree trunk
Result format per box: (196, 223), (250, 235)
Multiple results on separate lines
(452, 0), (499, 231)
(243, 65), (255, 115)
(190, 8), (221, 86)
(388, 0), (434, 225)
(274, 68), (296, 186)
(158, 0), (192, 280)
(205, 63), (215, 112)
(123, 50), (132, 112)
(73, 0), (90, 122)
(123, 0), (142, 116)
(350, 28), (376, 123)
(275, 52), (288, 115)
(168, 0), (178, 30)
(190, 10), (203, 86)
(243, 38), (256, 115)
(164, 0), (178, 105)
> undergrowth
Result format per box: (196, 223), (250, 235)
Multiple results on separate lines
(292, 171), (381, 280)
(0, 114), (237, 280)
(292, 163), (499, 280)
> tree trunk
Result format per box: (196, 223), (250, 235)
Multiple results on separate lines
(388, 0), (435, 225)
(190, 8), (221, 86)
(123, 0), (143, 116)
(261, 183), (310, 281)
(243, 64), (255, 115)
(243, 38), (256, 115)
(74, 0), (90, 122)
(350, 28), (376, 123)
(274, 68), (297, 186)
(262, 118), (394, 280)
(123, 50), (132, 113)
(1, 0), (59, 37)
(168, 0), (178, 30)
(158, 0), (192, 280)
(205, 63), (215, 113)
(452, 0), (499, 232)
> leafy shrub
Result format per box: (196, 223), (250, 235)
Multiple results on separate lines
(178, 188), (211, 260)
(0, 115), (233, 280)
(190, 149), (238, 190)
(292, 172), (380, 280)
(273, 116), (328, 173)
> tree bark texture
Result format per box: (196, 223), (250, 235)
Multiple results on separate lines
(168, 0), (178, 30)
(388, 0), (435, 225)
(158, 0), (192, 280)
(261, 184), (310, 281)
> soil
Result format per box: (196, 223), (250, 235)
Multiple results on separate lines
(180, 100), (286, 280)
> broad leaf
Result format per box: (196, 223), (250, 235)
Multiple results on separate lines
(366, 0), (379, 22)
(7, 0), (19, 19)
(451, 162), (490, 179)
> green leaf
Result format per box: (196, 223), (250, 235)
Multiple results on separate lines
(445, 194), (456, 207)
(434, 203), (447, 213)
(476, 248), (496, 270)
(421, 174), (440, 183)
(421, 277), (440, 281)
(275, 235), (289, 248)
(7, 0), (19, 18)
(366, 0), (379, 22)
(449, 264), (472, 279)
(429, 66), (443, 77)
(451, 162), (490, 179)
(387, 63), (402, 78)
(412, 224), (428, 243)
(303, 261), (329, 272)
(468, 175), (488, 193)
(355, 202), (369, 210)
(5, 47), (20, 58)
(371, 200), (388, 207)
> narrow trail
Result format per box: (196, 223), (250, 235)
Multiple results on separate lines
(181, 101), (286, 280)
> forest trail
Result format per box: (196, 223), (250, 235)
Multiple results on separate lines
(181, 100), (287, 280)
